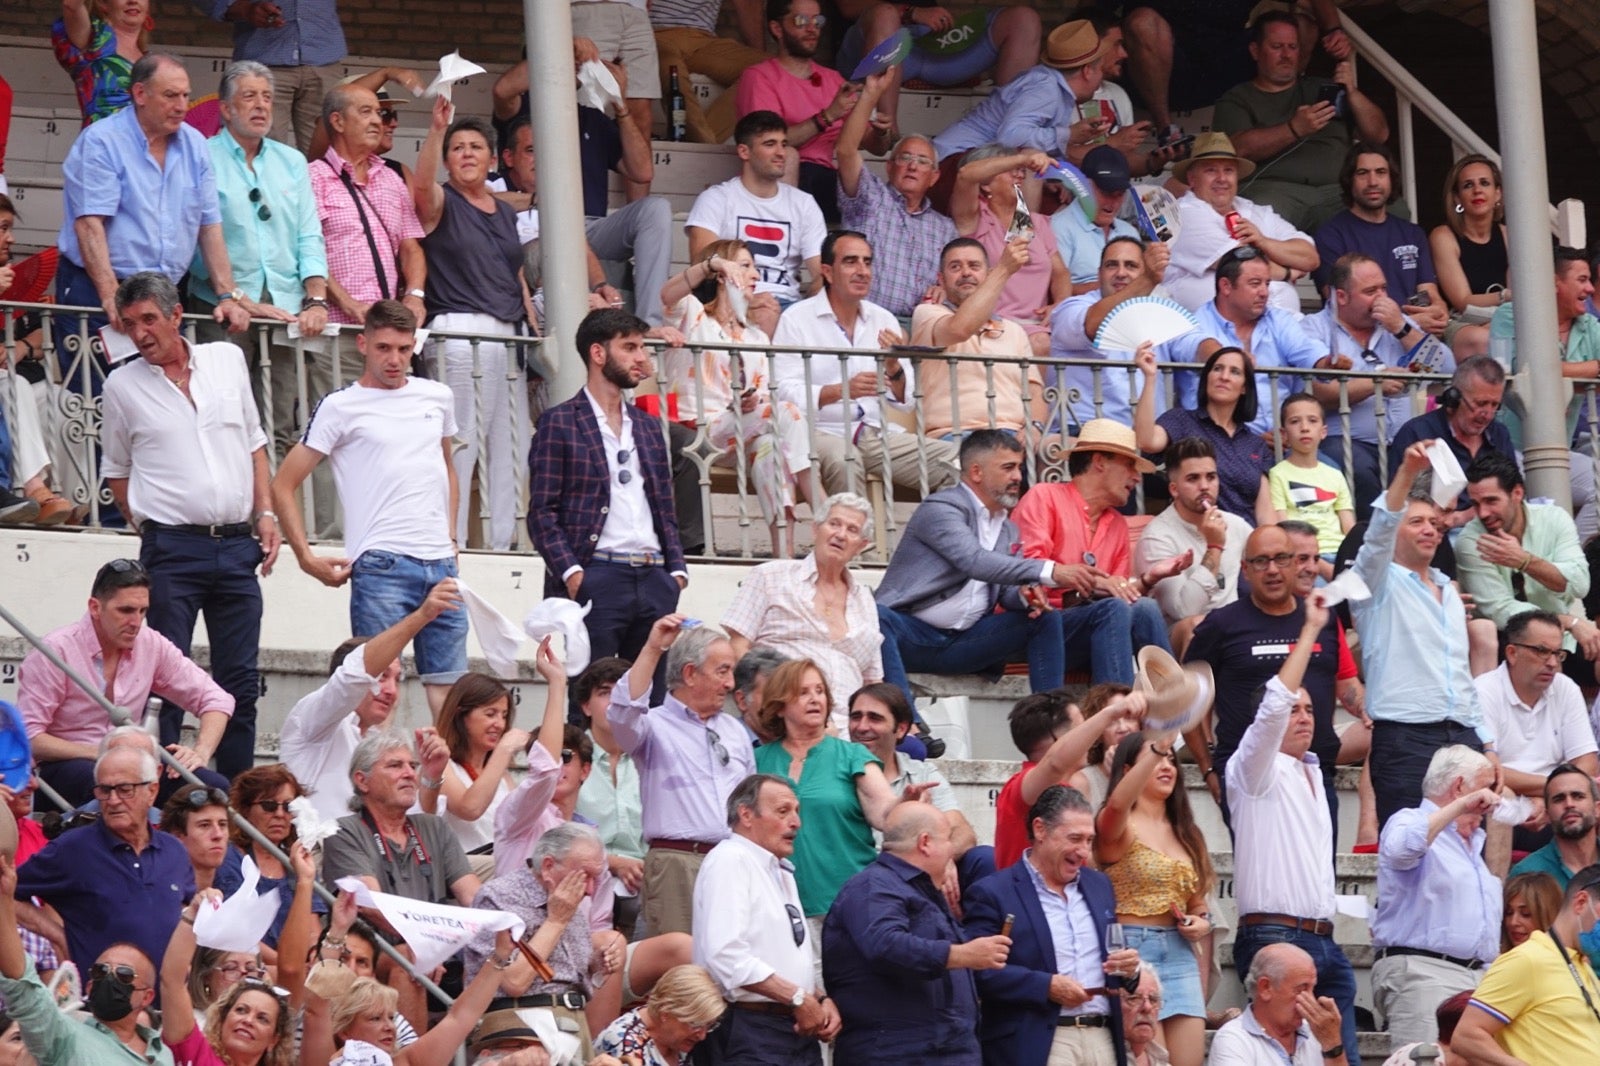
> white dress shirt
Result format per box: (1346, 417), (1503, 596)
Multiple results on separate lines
(100, 340), (267, 526)
(584, 387), (663, 560)
(279, 644), (378, 822)
(771, 291), (915, 438)
(1226, 677), (1337, 921)
(693, 833), (815, 1001)
(1475, 664), (1598, 776)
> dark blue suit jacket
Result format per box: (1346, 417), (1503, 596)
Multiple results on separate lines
(526, 390), (685, 597)
(964, 860), (1127, 1066)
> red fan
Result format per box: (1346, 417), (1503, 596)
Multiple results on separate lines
(185, 94), (222, 138)
(3, 247), (57, 321)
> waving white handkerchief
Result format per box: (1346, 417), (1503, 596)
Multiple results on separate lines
(290, 796), (341, 849)
(458, 579), (526, 678)
(575, 60), (624, 115)
(425, 51), (486, 102)
(1425, 439), (1467, 508)
(523, 599), (593, 676)
(194, 856), (281, 951)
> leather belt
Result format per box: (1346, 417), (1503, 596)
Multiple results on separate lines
(488, 991), (587, 1011)
(590, 549), (664, 567)
(143, 521), (254, 538)
(1374, 946), (1485, 971)
(648, 838), (718, 855)
(1057, 1014), (1110, 1028)
(733, 1001), (796, 1016)
(1241, 913), (1335, 937)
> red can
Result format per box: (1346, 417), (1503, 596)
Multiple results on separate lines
(1225, 211), (1243, 238)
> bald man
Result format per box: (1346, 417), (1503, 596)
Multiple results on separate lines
(1210, 943), (1348, 1065)
(822, 804), (1010, 1065)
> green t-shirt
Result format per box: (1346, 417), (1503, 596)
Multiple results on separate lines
(1269, 458), (1353, 554)
(754, 735), (882, 916)
(1214, 76), (1350, 189)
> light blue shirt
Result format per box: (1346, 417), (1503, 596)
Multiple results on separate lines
(1209, 1005), (1320, 1066)
(197, 0), (347, 67)
(1350, 499), (1492, 739)
(932, 65), (1077, 161)
(1049, 202), (1139, 286)
(1048, 289), (1202, 427)
(1020, 850), (1108, 1017)
(190, 128), (327, 308)
(1301, 304), (1452, 444)
(59, 105), (221, 281)
(1175, 300), (1328, 434)
(1372, 798), (1500, 963)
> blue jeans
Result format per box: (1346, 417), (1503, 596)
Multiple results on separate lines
(140, 526), (265, 779)
(1233, 922), (1358, 1056)
(1057, 596), (1170, 685)
(877, 604), (1066, 708)
(349, 550), (467, 684)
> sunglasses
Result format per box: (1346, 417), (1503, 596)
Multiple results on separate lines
(252, 798), (296, 813)
(213, 961), (269, 980)
(92, 962), (143, 988)
(248, 186), (272, 221)
(616, 448), (633, 485)
(379, 109), (400, 124)
(560, 749), (575, 764)
(785, 13), (825, 28)
(706, 727), (730, 767)
(182, 787), (231, 808)
(785, 903), (806, 947)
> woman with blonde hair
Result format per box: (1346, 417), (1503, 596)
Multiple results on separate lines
(53, 0), (150, 124)
(1501, 871), (1563, 953)
(1428, 154), (1509, 358)
(659, 238), (811, 555)
(594, 964), (726, 1066)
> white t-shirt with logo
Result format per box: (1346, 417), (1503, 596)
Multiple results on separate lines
(685, 177), (826, 302)
(303, 378), (459, 560)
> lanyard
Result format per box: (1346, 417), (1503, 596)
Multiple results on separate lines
(361, 809), (432, 891)
(1549, 928), (1600, 1031)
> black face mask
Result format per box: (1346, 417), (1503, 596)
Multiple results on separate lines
(87, 975), (138, 1022)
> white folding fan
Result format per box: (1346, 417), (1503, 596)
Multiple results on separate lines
(1092, 296), (1199, 353)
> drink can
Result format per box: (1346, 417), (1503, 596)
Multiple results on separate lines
(1225, 212), (1243, 239)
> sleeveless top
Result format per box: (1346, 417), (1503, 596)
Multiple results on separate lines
(1455, 225), (1508, 295)
(1103, 836), (1199, 917)
(437, 759), (511, 854)
(420, 183), (526, 323)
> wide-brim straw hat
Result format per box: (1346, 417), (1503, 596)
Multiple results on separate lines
(1136, 646), (1216, 732)
(1042, 20), (1112, 71)
(1172, 131), (1257, 184)
(1072, 418), (1157, 473)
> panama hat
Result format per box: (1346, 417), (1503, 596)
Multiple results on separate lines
(1172, 131), (1257, 184)
(1071, 419), (1156, 474)
(1135, 647), (1216, 732)
(1042, 20), (1112, 71)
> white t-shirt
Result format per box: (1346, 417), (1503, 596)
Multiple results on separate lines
(302, 378), (458, 560)
(685, 177), (826, 301)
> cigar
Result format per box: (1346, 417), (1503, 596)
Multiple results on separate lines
(1001, 914), (1014, 938)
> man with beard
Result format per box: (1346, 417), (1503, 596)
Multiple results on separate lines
(1313, 142), (1446, 334)
(874, 429), (1073, 705)
(528, 308), (688, 673)
(734, 0), (887, 223)
(1049, 235), (1216, 431)
(1352, 440), (1500, 828)
(1511, 766), (1600, 890)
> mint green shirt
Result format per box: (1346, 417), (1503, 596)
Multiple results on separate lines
(0, 958), (174, 1066)
(1457, 501), (1590, 649)
(1490, 300), (1600, 448)
(577, 745), (646, 861)
(755, 735), (882, 916)
(189, 127), (328, 309)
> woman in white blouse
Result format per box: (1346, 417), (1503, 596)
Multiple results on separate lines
(659, 239), (812, 556)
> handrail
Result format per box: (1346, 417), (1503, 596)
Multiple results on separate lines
(1340, 11), (1584, 245)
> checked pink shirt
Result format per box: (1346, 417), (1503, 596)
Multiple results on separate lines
(311, 148), (425, 325)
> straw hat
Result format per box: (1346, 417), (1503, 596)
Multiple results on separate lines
(1042, 20), (1112, 71)
(1135, 646), (1216, 732)
(1172, 131), (1257, 184)
(1071, 419), (1156, 473)
(468, 1010), (544, 1054)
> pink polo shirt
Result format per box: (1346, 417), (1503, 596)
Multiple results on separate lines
(16, 613), (233, 747)
(735, 58), (846, 170)
(1012, 481), (1132, 608)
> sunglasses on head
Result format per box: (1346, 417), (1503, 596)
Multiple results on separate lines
(183, 787), (231, 809)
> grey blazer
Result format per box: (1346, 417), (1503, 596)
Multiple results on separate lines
(874, 485), (1045, 619)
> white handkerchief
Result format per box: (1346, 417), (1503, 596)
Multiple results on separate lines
(515, 1008), (584, 1066)
(194, 856), (281, 950)
(1425, 439), (1467, 507)
(1490, 793), (1531, 826)
(575, 60), (624, 116)
(98, 326), (140, 363)
(333, 1040), (394, 1066)
(335, 878), (525, 973)
(424, 51), (487, 103)
(1319, 569), (1372, 608)
(285, 321), (344, 339)
(1333, 894), (1368, 920)
(289, 795), (341, 849)
(458, 578), (525, 678)
(524, 599), (593, 677)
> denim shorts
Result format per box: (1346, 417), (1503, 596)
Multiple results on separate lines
(349, 549), (467, 684)
(1124, 924), (1205, 1020)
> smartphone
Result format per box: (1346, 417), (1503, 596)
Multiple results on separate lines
(1315, 82), (1348, 118)
(1406, 290), (1433, 308)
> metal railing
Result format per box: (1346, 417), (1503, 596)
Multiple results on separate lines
(10, 298), (1514, 562)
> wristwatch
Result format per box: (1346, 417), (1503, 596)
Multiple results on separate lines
(789, 987), (806, 1008)
(218, 288), (245, 303)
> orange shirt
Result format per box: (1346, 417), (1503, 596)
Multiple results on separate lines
(1013, 481), (1132, 607)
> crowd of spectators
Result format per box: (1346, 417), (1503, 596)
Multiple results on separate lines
(4, 1), (1600, 1064)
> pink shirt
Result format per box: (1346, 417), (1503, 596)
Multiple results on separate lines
(492, 744), (615, 935)
(974, 199), (1060, 336)
(17, 614), (233, 747)
(1012, 481), (1133, 608)
(311, 148), (426, 325)
(734, 59), (846, 170)
(168, 1027), (225, 1066)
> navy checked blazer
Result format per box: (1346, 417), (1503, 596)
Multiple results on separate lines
(527, 389), (685, 597)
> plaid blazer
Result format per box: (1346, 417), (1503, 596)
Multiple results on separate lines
(527, 390), (685, 595)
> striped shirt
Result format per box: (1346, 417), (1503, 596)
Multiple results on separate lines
(648, 0), (720, 32)
(310, 148), (425, 325)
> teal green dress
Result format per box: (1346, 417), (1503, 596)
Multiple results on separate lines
(755, 735), (882, 916)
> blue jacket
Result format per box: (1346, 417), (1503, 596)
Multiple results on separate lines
(964, 860), (1127, 1066)
(875, 485), (1042, 616)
